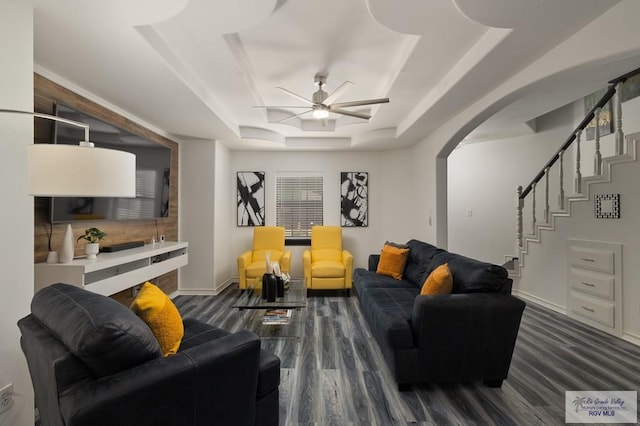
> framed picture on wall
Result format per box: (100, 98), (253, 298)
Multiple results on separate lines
(594, 193), (620, 219)
(621, 73), (640, 103)
(341, 172), (368, 227)
(237, 171), (265, 226)
(584, 88), (613, 141)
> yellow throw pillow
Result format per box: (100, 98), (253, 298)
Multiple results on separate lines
(130, 282), (184, 356)
(421, 263), (453, 295)
(376, 243), (410, 280)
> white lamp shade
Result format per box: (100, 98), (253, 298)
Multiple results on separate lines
(28, 144), (136, 197)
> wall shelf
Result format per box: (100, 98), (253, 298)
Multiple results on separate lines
(35, 241), (188, 296)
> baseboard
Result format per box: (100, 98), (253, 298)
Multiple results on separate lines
(512, 289), (566, 315)
(215, 279), (235, 294)
(174, 288), (219, 296)
(175, 278), (235, 296)
(622, 331), (640, 347)
(514, 290), (640, 347)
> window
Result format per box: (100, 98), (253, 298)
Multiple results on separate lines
(276, 174), (323, 238)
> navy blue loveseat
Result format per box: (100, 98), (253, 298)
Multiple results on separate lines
(353, 239), (525, 390)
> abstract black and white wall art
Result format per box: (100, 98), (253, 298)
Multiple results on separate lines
(594, 193), (620, 219)
(161, 168), (170, 217)
(237, 171), (265, 226)
(341, 172), (368, 227)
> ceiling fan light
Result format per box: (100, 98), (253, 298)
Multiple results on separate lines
(312, 108), (329, 119)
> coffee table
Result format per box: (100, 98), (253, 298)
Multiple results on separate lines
(233, 278), (306, 341)
(233, 277), (306, 310)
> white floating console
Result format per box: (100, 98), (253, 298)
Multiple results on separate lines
(35, 241), (188, 296)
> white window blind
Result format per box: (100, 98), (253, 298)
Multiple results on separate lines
(276, 174), (323, 237)
(113, 169), (157, 219)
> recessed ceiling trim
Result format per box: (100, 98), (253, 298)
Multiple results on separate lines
(286, 137), (351, 150)
(32, 0), (632, 152)
(136, 24), (240, 137)
(239, 126), (285, 144)
(366, 0), (482, 35)
(371, 35), (420, 118)
(453, 0), (562, 29)
(397, 27), (511, 137)
(351, 127), (397, 147)
(32, 0), (190, 27)
(224, 33), (266, 119)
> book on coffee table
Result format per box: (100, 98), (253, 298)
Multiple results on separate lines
(262, 309), (292, 325)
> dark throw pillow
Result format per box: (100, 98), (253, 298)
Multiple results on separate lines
(31, 283), (162, 377)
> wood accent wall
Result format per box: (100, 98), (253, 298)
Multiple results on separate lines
(34, 74), (180, 304)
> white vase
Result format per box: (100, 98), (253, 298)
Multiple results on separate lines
(85, 243), (99, 260)
(46, 251), (59, 264)
(59, 224), (74, 263)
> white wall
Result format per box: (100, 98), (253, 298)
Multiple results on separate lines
(518, 142), (640, 342)
(405, 0), (640, 346)
(412, 0), (640, 252)
(448, 103), (576, 264)
(213, 141), (233, 287)
(230, 149), (414, 277)
(0, 1), (35, 424)
(448, 90), (640, 341)
(411, 136), (446, 248)
(179, 140), (217, 293)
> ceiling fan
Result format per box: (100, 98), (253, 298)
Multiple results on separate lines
(258, 73), (389, 124)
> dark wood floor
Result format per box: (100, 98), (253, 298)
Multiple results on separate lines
(173, 287), (640, 425)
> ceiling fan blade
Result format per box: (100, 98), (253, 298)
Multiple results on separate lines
(322, 81), (353, 106)
(274, 109), (312, 123)
(331, 108), (371, 120)
(330, 98), (389, 109)
(275, 87), (315, 106)
(253, 106), (311, 108)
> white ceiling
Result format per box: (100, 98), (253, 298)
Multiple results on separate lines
(31, 0), (626, 151)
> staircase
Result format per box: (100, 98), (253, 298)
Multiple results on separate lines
(508, 67), (640, 277)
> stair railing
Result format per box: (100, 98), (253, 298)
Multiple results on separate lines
(515, 67), (640, 252)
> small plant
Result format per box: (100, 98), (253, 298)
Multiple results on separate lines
(77, 227), (107, 244)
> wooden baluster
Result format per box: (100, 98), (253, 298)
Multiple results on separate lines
(531, 182), (537, 234)
(516, 186), (523, 251)
(558, 150), (565, 210)
(615, 81), (624, 155)
(594, 107), (602, 175)
(575, 129), (582, 194)
(543, 167), (550, 223)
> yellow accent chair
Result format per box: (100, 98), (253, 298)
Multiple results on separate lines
(303, 226), (353, 294)
(238, 226), (291, 290)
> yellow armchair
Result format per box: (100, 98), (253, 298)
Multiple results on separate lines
(238, 226), (291, 290)
(303, 226), (353, 294)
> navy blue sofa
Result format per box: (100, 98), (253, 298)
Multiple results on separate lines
(353, 239), (525, 390)
(18, 284), (280, 426)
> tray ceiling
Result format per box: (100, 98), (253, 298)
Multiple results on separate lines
(33, 0), (620, 150)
